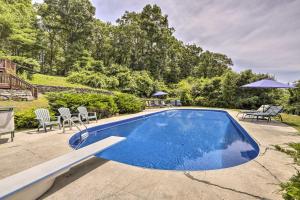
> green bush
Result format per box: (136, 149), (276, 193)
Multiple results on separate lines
(180, 91), (193, 106)
(281, 172), (300, 200)
(114, 93), (145, 114)
(194, 96), (208, 107)
(68, 69), (158, 98)
(67, 71), (119, 89)
(15, 109), (38, 129)
(46, 92), (118, 118)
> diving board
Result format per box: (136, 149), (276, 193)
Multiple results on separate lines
(0, 136), (125, 200)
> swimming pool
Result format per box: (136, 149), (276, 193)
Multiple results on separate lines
(69, 109), (259, 171)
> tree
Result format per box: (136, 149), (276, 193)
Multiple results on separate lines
(221, 71), (239, 107)
(37, 0), (95, 75)
(193, 51), (233, 78)
(0, 0), (40, 68)
(288, 80), (300, 114)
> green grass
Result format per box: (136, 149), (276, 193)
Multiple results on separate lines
(281, 113), (300, 133)
(0, 95), (49, 112)
(274, 114), (300, 199)
(25, 74), (91, 88)
(275, 144), (300, 199)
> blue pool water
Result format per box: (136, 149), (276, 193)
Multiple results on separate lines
(69, 109), (259, 171)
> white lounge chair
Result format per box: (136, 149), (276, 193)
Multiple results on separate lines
(176, 100), (182, 106)
(153, 100), (160, 107)
(77, 106), (97, 124)
(34, 108), (61, 132)
(170, 100), (176, 106)
(58, 107), (82, 133)
(160, 100), (167, 107)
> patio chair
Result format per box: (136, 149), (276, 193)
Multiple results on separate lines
(176, 100), (182, 106)
(153, 100), (160, 107)
(58, 107), (82, 132)
(147, 100), (153, 107)
(77, 106), (97, 124)
(34, 108), (61, 132)
(244, 106), (283, 122)
(145, 100), (152, 107)
(160, 100), (167, 107)
(237, 105), (271, 119)
(170, 100), (176, 106)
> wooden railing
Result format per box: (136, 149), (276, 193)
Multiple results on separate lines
(0, 73), (38, 99)
(0, 59), (16, 74)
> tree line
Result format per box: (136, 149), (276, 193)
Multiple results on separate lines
(1, 0), (232, 81)
(0, 0), (299, 113)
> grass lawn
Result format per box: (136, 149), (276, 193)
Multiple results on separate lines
(281, 113), (300, 133)
(24, 74), (91, 88)
(0, 95), (49, 112)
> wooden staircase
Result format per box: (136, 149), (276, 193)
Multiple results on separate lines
(0, 60), (38, 99)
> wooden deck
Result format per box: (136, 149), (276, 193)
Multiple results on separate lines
(0, 73), (38, 98)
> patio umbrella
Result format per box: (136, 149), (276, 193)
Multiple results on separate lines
(241, 79), (295, 111)
(241, 79), (295, 89)
(152, 91), (168, 97)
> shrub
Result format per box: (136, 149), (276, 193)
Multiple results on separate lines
(114, 93), (145, 114)
(67, 71), (119, 89)
(127, 71), (154, 97)
(180, 91), (193, 106)
(194, 96), (208, 107)
(15, 109), (38, 129)
(281, 172), (300, 200)
(46, 92), (118, 118)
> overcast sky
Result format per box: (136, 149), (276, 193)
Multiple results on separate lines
(34, 0), (300, 82)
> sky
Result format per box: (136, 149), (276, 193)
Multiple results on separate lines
(33, 0), (300, 83)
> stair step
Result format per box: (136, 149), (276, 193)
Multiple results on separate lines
(0, 89), (34, 101)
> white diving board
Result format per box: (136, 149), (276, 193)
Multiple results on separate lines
(0, 136), (125, 200)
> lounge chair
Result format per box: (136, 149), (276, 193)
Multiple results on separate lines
(145, 100), (152, 107)
(244, 106), (283, 122)
(148, 100), (155, 107)
(58, 107), (82, 132)
(170, 100), (176, 106)
(176, 100), (182, 106)
(153, 100), (160, 107)
(34, 108), (61, 132)
(237, 105), (270, 119)
(77, 106), (97, 123)
(160, 100), (167, 107)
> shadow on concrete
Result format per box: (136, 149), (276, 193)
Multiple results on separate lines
(0, 138), (9, 144)
(239, 118), (291, 127)
(24, 128), (65, 135)
(39, 157), (108, 199)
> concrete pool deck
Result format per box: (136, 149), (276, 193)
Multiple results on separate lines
(0, 108), (299, 200)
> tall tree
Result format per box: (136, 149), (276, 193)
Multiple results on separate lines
(38, 0), (95, 75)
(193, 51), (233, 78)
(0, 0), (39, 63)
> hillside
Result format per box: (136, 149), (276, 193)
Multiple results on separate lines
(24, 74), (91, 88)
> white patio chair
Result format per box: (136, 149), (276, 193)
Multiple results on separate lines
(170, 100), (176, 106)
(58, 107), (82, 133)
(176, 100), (182, 106)
(77, 106), (97, 124)
(34, 108), (61, 132)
